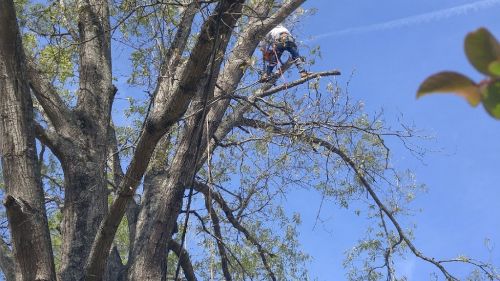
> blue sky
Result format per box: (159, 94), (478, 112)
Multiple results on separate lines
(282, 0), (500, 280)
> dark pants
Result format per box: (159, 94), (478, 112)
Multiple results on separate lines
(266, 36), (305, 75)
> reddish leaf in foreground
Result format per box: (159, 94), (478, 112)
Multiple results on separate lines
(417, 71), (481, 106)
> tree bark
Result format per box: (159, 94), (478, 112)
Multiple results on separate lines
(127, 169), (169, 280)
(58, 155), (108, 281)
(0, 1), (56, 280)
(3, 0), (315, 280)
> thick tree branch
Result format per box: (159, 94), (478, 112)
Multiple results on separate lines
(162, 0), (198, 74)
(76, 0), (114, 114)
(260, 70), (341, 98)
(148, 0), (245, 131)
(200, 0), (310, 166)
(56, 1), (116, 278)
(168, 240), (198, 281)
(107, 124), (125, 191)
(34, 122), (67, 159)
(26, 61), (73, 131)
(107, 124), (140, 263)
(103, 246), (125, 281)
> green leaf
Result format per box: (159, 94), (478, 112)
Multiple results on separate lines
(417, 71), (481, 106)
(481, 79), (500, 119)
(489, 60), (500, 76)
(464, 28), (500, 77)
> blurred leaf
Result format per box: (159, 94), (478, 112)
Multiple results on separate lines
(481, 79), (500, 119)
(464, 28), (500, 76)
(489, 60), (500, 76)
(417, 71), (481, 106)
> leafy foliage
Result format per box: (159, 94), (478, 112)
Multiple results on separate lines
(2, 1), (498, 280)
(417, 28), (500, 118)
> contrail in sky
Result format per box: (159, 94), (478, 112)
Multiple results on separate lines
(310, 0), (500, 41)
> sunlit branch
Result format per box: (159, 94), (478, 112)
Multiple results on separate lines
(27, 61), (73, 131)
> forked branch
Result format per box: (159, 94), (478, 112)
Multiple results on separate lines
(194, 181), (277, 281)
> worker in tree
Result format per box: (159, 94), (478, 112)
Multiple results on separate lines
(259, 24), (309, 82)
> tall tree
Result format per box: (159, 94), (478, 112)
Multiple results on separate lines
(0, 0), (56, 280)
(0, 0), (498, 281)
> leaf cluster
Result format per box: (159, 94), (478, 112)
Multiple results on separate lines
(417, 28), (500, 118)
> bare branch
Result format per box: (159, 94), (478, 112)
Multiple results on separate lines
(187, 210), (252, 279)
(379, 209), (401, 281)
(260, 70), (341, 98)
(201, 69), (341, 171)
(194, 181), (277, 281)
(439, 258), (500, 280)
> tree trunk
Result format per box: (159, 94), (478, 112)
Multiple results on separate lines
(57, 0), (114, 279)
(0, 1), (56, 280)
(59, 155), (108, 281)
(127, 169), (170, 281)
(127, 124), (203, 281)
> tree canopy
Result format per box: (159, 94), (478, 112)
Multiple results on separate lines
(0, 1), (499, 281)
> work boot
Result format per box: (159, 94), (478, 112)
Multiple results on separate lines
(300, 71), (310, 78)
(259, 73), (271, 83)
